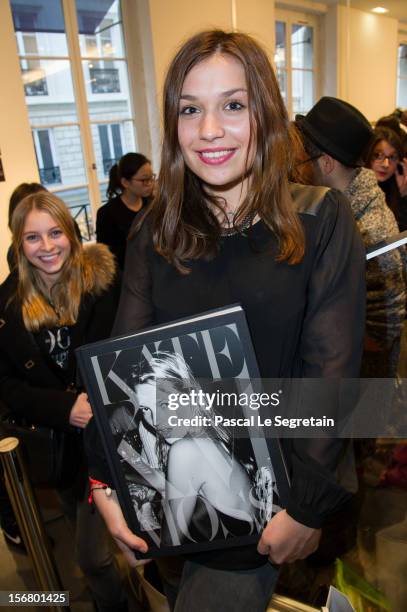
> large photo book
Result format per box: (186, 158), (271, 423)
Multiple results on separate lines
(76, 304), (290, 556)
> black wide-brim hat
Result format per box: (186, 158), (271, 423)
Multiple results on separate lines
(295, 97), (373, 167)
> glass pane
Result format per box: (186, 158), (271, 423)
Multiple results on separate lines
(276, 69), (287, 106)
(91, 120), (136, 179)
(275, 21), (286, 69)
(55, 187), (94, 241)
(22, 59), (78, 122)
(291, 24), (313, 70)
(292, 70), (314, 115)
(99, 181), (109, 204)
(82, 59), (132, 120)
(399, 44), (407, 78)
(11, 0), (69, 56)
(397, 78), (407, 108)
(77, 0), (125, 58)
(32, 125), (87, 186)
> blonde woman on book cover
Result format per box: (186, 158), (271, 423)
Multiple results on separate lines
(86, 30), (366, 611)
(110, 351), (274, 548)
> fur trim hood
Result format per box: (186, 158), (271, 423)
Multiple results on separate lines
(82, 243), (116, 296)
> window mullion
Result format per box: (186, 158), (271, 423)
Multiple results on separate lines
(61, 0), (100, 222)
(286, 19), (293, 120)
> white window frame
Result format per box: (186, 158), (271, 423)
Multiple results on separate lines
(12, 0), (138, 227)
(275, 8), (320, 119)
(397, 31), (407, 108)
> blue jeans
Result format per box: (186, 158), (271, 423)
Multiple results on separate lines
(157, 557), (279, 612)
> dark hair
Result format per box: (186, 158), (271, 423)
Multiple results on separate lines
(8, 182), (47, 229)
(141, 29), (304, 274)
(365, 127), (403, 218)
(376, 115), (404, 139)
(289, 123), (317, 185)
(366, 127), (404, 165)
(106, 153), (150, 199)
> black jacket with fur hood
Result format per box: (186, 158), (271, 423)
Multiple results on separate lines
(0, 243), (120, 431)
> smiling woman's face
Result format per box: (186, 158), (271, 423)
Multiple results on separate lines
(22, 209), (71, 287)
(177, 53), (254, 206)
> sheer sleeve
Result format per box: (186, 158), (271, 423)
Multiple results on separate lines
(87, 221), (154, 483)
(285, 190), (366, 528)
(112, 220), (154, 336)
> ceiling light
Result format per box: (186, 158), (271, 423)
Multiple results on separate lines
(372, 6), (389, 13)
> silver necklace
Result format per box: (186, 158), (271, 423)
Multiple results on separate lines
(221, 211), (256, 236)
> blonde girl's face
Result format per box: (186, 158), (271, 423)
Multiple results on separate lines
(22, 209), (71, 287)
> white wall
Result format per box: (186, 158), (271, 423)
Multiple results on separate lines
(335, 5), (398, 121)
(0, 0), (39, 282)
(147, 0), (233, 111)
(321, 4), (338, 97)
(146, 0), (276, 118)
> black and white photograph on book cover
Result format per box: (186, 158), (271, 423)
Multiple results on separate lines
(76, 305), (290, 556)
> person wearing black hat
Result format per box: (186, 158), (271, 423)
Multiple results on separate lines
(296, 97), (406, 377)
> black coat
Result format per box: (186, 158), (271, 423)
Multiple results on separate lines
(0, 245), (120, 432)
(96, 196), (149, 270)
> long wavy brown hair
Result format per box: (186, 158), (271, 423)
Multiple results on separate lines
(11, 192), (89, 331)
(142, 30), (304, 273)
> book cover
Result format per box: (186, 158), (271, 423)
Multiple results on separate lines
(76, 304), (290, 556)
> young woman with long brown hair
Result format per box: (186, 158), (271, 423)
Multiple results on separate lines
(88, 30), (365, 611)
(0, 192), (127, 611)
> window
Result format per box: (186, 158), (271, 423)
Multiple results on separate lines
(10, 0), (138, 240)
(85, 18), (121, 94)
(98, 123), (123, 174)
(33, 129), (61, 185)
(18, 32), (48, 96)
(275, 10), (319, 118)
(90, 65), (120, 93)
(397, 42), (407, 108)
(22, 63), (48, 96)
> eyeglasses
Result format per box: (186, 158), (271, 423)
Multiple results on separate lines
(132, 173), (156, 185)
(372, 152), (399, 164)
(296, 154), (322, 166)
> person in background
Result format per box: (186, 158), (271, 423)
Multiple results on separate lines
(2, 182), (84, 552)
(365, 126), (407, 231)
(7, 183), (47, 270)
(7, 182), (82, 271)
(86, 31), (365, 612)
(376, 109), (407, 153)
(297, 97), (406, 378)
(96, 153), (155, 270)
(0, 192), (126, 611)
(289, 122), (315, 185)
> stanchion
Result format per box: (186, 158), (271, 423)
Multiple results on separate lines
(0, 437), (68, 611)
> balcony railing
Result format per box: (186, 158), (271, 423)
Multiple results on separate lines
(89, 67), (120, 94)
(69, 204), (93, 242)
(39, 166), (61, 185)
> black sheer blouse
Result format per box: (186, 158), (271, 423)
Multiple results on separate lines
(86, 184), (366, 569)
